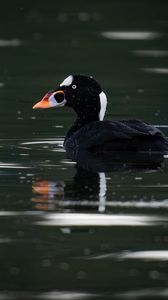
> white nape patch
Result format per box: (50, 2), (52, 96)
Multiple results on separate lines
(99, 91), (107, 120)
(60, 75), (73, 86)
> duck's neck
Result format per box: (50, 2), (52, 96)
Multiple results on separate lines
(65, 91), (107, 140)
(66, 110), (99, 139)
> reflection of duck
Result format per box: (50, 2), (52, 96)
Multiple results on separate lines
(33, 74), (168, 153)
(66, 148), (165, 172)
(32, 168), (106, 212)
(32, 147), (164, 212)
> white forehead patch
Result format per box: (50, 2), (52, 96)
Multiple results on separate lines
(99, 91), (107, 121)
(60, 75), (73, 87)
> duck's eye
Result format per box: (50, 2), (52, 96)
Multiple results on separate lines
(72, 85), (77, 89)
(54, 91), (65, 103)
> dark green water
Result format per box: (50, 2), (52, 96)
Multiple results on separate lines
(0, 1), (168, 299)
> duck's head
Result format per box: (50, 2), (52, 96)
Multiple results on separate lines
(33, 75), (107, 121)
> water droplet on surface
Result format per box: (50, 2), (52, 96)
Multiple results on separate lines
(78, 12), (90, 22)
(9, 267), (20, 276)
(55, 125), (63, 128)
(77, 271), (86, 280)
(59, 262), (69, 271)
(135, 177), (143, 180)
(150, 270), (160, 279)
(57, 13), (68, 22)
(137, 89), (144, 93)
(41, 259), (51, 268)
(17, 231), (24, 237)
(83, 248), (91, 256)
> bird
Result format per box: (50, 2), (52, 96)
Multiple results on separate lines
(33, 74), (168, 154)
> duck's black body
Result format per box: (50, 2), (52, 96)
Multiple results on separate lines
(64, 119), (168, 153)
(33, 74), (168, 154)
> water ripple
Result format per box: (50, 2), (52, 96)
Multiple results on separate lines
(21, 139), (64, 146)
(0, 163), (32, 169)
(142, 68), (168, 74)
(36, 290), (97, 299)
(35, 213), (168, 227)
(116, 288), (168, 299)
(0, 291), (98, 300)
(0, 211), (44, 217)
(89, 250), (168, 261)
(0, 38), (21, 47)
(101, 31), (160, 40)
(41, 199), (168, 209)
(133, 50), (168, 57)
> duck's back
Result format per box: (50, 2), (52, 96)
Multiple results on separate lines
(64, 119), (168, 152)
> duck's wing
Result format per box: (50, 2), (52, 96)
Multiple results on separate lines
(121, 119), (162, 136)
(65, 120), (167, 150)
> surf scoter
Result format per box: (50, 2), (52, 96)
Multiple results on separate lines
(33, 74), (168, 153)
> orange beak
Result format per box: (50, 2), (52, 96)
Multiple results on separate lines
(33, 90), (65, 109)
(33, 92), (51, 109)
(33, 100), (51, 109)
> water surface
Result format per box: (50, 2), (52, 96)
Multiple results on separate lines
(0, 0), (168, 299)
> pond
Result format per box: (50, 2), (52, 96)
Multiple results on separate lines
(0, 0), (168, 299)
